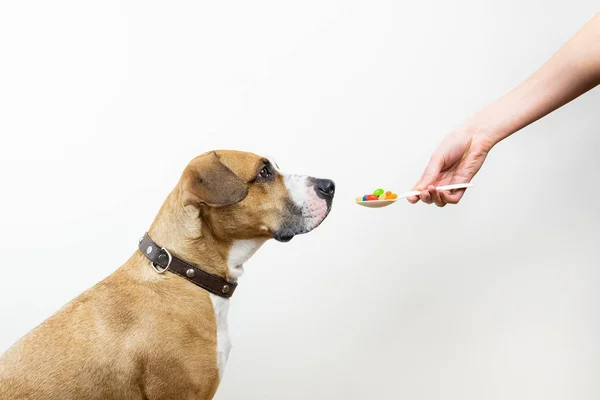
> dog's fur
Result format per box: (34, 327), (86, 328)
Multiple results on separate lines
(0, 150), (334, 400)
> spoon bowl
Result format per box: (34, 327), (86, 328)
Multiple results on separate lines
(355, 183), (474, 208)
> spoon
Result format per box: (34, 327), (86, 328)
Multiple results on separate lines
(355, 183), (474, 208)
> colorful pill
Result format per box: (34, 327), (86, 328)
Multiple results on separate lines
(356, 189), (399, 203)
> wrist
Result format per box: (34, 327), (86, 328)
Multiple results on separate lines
(457, 111), (501, 152)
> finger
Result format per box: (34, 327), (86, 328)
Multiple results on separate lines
(406, 195), (420, 204)
(439, 188), (466, 205)
(420, 189), (433, 204)
(428, 185), (446, 207)
(414, 155), (444, 190)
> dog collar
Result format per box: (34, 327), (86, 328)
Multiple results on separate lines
(138, 233), (237, 298)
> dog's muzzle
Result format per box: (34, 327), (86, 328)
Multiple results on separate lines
(273, 176), (335, 242)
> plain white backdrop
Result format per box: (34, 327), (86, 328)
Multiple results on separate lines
(1, 1), (599, 399)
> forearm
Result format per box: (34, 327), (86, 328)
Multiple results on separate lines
(466, 12), (600, 146)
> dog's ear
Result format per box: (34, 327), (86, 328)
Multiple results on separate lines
(180, 151), (248, 207)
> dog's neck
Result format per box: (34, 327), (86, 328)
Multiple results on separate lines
(147, 189), (266, 281)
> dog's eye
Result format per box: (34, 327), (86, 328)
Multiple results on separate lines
(258, 166), (272, 179)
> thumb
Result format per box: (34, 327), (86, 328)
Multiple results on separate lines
(407, 155), (443, 204)
(414, 155), (444, 190)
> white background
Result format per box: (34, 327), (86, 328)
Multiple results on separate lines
(1, 1), (599, 399)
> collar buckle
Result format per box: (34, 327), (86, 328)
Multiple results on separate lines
(151, 247), (172, 274)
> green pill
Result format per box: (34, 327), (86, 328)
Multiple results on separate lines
(373, 188), (384, 197)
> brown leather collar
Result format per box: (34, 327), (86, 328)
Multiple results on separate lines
(138, 233), (237, 298)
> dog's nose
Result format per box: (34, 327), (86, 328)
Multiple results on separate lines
(315, 179), (335, 199)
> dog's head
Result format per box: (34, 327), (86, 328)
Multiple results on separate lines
(178, 150), (334, 242)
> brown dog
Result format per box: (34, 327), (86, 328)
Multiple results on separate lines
(0, 150), (335, 400)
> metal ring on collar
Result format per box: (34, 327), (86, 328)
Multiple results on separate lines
(151, 247), (172, 274)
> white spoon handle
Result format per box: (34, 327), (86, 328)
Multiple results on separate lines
(399, 183), (474, 199)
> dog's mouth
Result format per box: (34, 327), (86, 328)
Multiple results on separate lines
(272, 190), (334, 242)
(272, 231), (296, 243)
(272, 215), (329, 242)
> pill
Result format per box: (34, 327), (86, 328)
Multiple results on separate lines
(357, 188), (398, 202)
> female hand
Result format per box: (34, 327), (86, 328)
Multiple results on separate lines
(407, 127), (494, 207)
(407, 13), (600, 208)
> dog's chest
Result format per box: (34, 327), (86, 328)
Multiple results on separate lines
(209, 294), (231, 380)
(209, 239), (265, 380)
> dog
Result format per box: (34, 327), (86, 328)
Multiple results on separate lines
(0, 150), (335, 399)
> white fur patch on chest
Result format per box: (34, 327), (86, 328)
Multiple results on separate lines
(210, 238), (266, 380)
(209, 294), (231, 381)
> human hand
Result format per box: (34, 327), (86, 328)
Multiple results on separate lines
(407, 127), (495, 207)
(408, 14), (600, 208)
